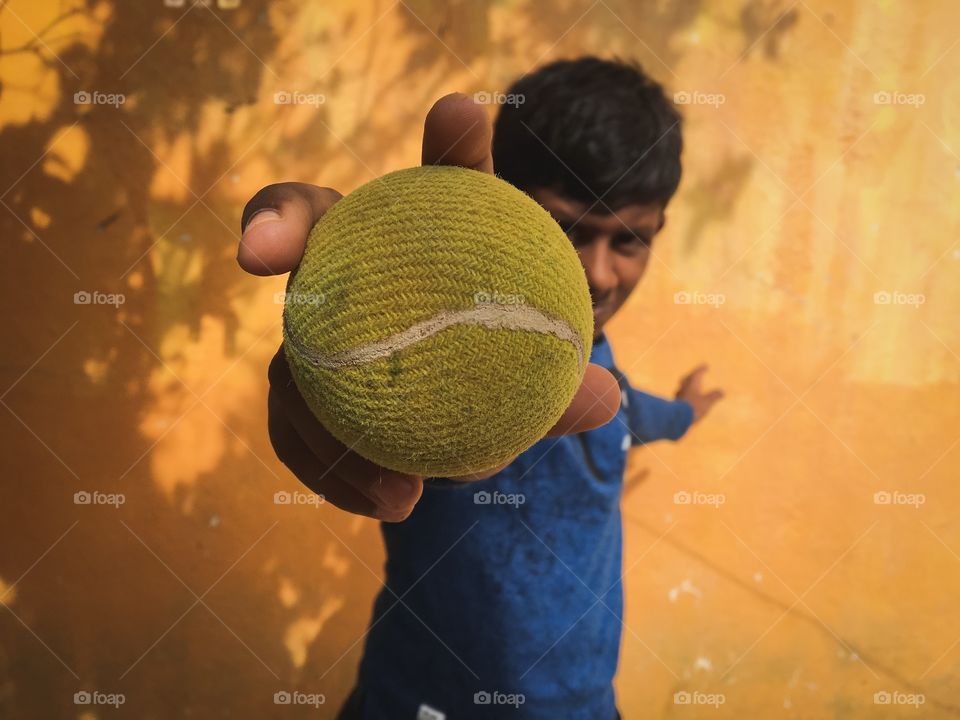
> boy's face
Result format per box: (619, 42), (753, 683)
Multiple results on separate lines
(528, 187), (665, 341)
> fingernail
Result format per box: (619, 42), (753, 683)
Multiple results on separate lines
(243, 209), (281, 235)
(369, 477), (417, 512)
(377, 506), (412, 523)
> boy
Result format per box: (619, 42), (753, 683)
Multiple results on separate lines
(238, 56), (722, 720)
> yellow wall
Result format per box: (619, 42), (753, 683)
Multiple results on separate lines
(1, 0), (958, 717)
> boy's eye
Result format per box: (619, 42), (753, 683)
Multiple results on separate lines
(556, 220), (653, 252)
(614, 232), (652, 251)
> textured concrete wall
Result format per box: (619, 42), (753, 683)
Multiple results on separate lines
(1, 0), (958, 717)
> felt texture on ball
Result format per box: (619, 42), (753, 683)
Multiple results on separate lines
(282, 165), (593, 477)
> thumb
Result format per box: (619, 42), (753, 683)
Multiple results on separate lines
(546, 364), (621, 436)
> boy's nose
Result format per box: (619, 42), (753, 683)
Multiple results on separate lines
(579, 242), (618, 295)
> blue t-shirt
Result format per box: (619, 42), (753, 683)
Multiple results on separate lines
(353, 333), (694, 719)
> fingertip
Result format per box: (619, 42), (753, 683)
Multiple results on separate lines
(546, 364), (621, 436)
(583, 365), (623, 425)
(426, 92), (481, 123)
(422, 93), (494, 173)
(370, 474), (422, 522)
(238, 184), (342, 277)
(435, 91), (472, 105)
(238, 231), (294, 276)
(377, 505), (415, 523)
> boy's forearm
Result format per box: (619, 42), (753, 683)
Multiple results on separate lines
(626, 389), (694, 444)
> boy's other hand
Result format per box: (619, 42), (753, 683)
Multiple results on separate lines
(675, 364), (724, 423)
(240, 93), (621, 521)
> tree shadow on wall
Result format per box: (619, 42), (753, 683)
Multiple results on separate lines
(0, 1), (376, 716)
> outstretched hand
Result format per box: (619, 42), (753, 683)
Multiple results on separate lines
(240, 93), (621, 522)
(675, 364), (724, 423)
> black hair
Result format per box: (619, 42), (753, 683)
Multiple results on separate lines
(492, 56), (682, 210)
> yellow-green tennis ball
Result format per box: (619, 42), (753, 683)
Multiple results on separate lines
(282, 165), (593, 477)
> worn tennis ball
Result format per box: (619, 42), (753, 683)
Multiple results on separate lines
(282, 165), (593, 477)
